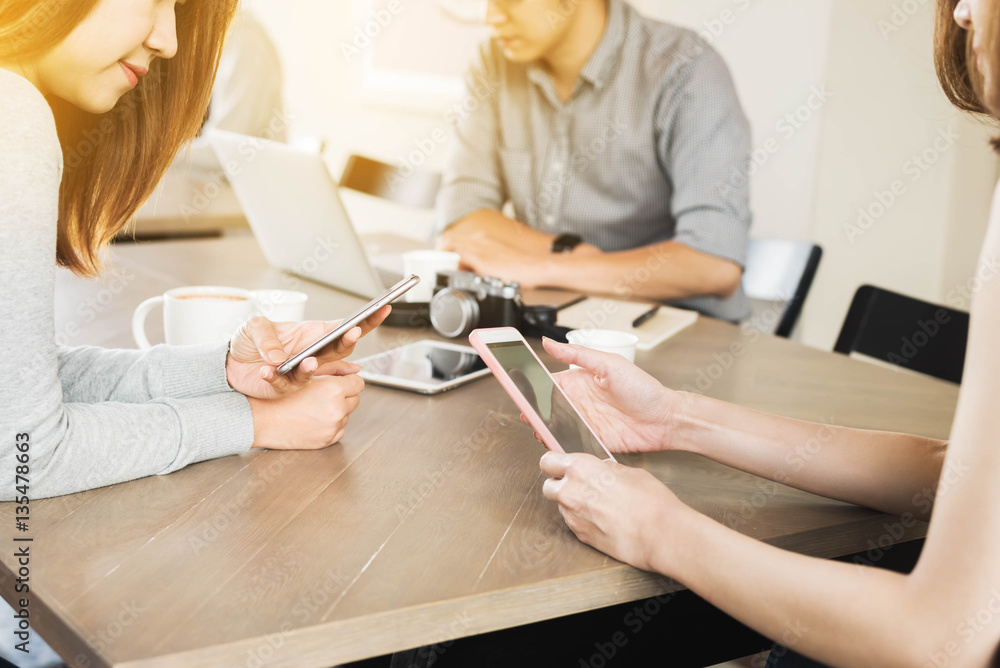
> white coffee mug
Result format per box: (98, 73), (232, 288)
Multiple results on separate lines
(565, 329), (639, 366)
(252, 289), (309, 322)
(132, 286), (257, 349)
(402, 250), (461, 303)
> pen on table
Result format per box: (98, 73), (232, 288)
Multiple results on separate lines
(631, 306), (660, 329)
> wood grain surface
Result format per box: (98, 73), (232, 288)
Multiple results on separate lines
(0, 234), (958, 667)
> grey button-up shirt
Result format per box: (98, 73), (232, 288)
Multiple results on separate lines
(437, 0), (753, 321)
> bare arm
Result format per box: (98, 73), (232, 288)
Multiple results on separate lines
(444, 232), (742, 301)
(440, 209), (559, 255)
(544, 338), (947, 521)
(674, 391), (948, 520)
(545, 240), (743, 301)
(542, 184), (1000, 668)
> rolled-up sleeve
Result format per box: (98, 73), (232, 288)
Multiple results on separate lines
(436, 42), (506, 233)
(657, 43), (752, 268)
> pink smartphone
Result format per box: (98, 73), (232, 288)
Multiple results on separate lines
(469, 327), (617, 462)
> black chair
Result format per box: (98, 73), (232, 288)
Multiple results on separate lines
(742, 240), (823, 338)
(339, 154), (442, 209)
(834, 285), (969, 384)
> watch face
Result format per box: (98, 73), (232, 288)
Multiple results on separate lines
(553, 234), (582, 253)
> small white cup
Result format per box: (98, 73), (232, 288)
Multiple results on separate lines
(252, 289), (309, 322)
(402, 250), (460, 303)
(132, 286), (256, 349)
(565, 329), (639, 366)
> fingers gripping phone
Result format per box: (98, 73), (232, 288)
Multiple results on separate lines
(277, 275), (419, 376)
(469, 327), (617, 462)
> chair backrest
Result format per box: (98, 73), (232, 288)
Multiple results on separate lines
(742, 239), (823, 338)
(834, 285), (969, 384)
(339, 154), (442, 209)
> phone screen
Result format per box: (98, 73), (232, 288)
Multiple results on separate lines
(486, 340), (611, 460)
(277, 275), (419, 376)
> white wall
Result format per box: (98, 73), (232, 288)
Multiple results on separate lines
(249, 0), (998, 349)
(800, 0), (998, 348)
(632, 0), (836, 244)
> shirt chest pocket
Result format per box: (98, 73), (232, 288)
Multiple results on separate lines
(499, 147), (536, 225)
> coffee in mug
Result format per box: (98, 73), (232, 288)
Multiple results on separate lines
(132, 286), (257, 349)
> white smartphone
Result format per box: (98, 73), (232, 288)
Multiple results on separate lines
(469, 327), (617, 461)
(277, 275), (419, 376)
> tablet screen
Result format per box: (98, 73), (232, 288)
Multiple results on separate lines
(358, 342), (488, 390)
(485, 340), (610, 459)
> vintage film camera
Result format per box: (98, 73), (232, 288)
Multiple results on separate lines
(429, 271), (569, 341)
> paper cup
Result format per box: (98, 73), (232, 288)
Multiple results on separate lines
(565, 329), (639, 366)
(403, 250), (460, 303)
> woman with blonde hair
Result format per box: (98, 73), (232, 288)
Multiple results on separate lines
(0, 0), (388, 502)
(531, 0), (1000, 666)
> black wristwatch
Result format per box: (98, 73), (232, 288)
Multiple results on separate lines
(551, 234), (583, 254)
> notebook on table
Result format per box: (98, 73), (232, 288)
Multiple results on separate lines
(556, 298), (699, 351)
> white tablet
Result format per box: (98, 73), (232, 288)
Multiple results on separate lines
(353, 340), (491, 395)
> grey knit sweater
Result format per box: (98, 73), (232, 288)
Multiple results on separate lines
(0, 68), (254, 500)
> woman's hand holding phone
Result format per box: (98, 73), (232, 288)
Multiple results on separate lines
(537, 337), (677, 455)
(247, 373), (366, 450)
(225, 306), (391, 399)
(536, 338), (695, 574)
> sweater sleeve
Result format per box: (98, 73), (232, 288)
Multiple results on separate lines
(57, 342), (238, 403)
(0, 71), (253, 501)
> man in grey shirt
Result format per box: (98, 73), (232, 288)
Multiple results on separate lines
(438, 0), (752, 321)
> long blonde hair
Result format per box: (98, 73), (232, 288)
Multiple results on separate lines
(0, 0), (239, 276)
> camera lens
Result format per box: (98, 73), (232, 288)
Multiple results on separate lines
(430, 288), (481, 339)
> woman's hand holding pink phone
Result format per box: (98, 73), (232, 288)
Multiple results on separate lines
(536, 337), (676, 456)
(468, 328), (618, 462)
(225, 306), (391, 400)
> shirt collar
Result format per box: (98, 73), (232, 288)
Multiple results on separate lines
(527, 0), (624, 94)
(579, 0), (624, 89)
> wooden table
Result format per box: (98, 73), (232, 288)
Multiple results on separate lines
(0, 235), (959, 668)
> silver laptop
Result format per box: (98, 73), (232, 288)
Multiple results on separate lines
(207, 129), (403, 299)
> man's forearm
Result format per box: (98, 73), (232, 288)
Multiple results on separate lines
(676, 392), (947, 520)
(543, 241), (743, 302)
(441, 210), (555, 255)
